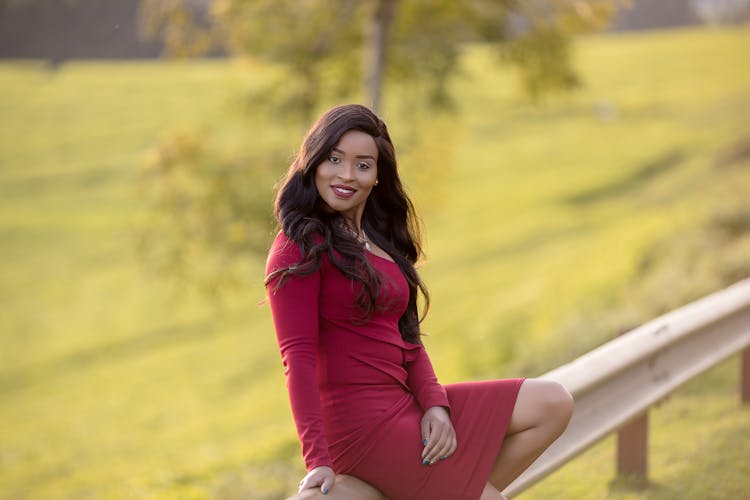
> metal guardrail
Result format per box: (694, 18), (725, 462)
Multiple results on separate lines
(505, 278), (750, 497)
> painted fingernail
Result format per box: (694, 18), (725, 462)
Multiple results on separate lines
(441, 455), (448, 460)
(422, 438), (428, 446)
(322, 485), (328, 494)
(422, 459), (430, 465)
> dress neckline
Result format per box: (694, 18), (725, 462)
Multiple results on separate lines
(366, 249), (397, 264)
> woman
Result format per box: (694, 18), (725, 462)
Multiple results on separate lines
(265, 104), (573, 500)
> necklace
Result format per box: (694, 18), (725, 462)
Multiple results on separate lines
(360, 230), (371, 251)
(343, 223), (371, 251)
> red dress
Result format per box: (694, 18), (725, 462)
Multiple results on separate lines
(266, 232), (524, 500)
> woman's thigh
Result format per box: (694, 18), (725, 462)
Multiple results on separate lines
(288, 474), (386, 500)
(506, 379), (573, 434)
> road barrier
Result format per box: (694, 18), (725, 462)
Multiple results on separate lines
(505, 278), (750, 497)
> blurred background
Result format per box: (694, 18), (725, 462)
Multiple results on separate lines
(1, 0), (749, 498)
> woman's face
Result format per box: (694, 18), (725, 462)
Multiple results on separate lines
(315, 129), (379, 225)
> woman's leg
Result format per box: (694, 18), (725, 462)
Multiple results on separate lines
(480, 481), (508, 500)
(489, 379), (574, 492)
(286, 474), (385, 500)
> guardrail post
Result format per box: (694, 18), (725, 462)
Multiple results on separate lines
(742, 347), (750, 404)
(616, 412), (649, 485)
(613, 326), (649, 487)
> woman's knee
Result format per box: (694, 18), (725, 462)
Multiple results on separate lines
(512, 379), (573, 431)
(537, 379), (574, 428)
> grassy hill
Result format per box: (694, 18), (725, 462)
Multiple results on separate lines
(1, 27), (748, 499)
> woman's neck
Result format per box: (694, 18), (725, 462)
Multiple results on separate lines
(341, 216), (362, 235)
(340, 217), (370, 251)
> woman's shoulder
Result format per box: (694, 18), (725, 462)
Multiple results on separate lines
(265, 230), (325, 274)
(269, 230), (295, 252)
(266, 231), (301, 272)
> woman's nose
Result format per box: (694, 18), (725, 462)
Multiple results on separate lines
(337, 162), (355, 180)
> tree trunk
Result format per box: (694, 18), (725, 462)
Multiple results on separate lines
(363, 0), (397, 115)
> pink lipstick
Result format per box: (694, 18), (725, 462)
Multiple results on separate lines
(332, 185), (356, 199)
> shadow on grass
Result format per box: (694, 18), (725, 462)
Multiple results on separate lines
(715, 135), (750, 168)
(0, 163), (123, 200)
(564, 150), (685, 205)
(608, 474), (661, 495)
(447, 222), (592, 271)
(0, 317), (213, 394)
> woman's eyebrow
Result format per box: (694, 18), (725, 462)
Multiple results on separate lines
(332, 147), (376, 160)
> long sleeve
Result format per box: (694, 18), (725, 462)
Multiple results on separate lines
(405, 344), (451, 413)
(265, 233), (333, 471)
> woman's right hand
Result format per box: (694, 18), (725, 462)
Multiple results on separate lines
(298, 465), (336, 494)
(420, 406), (457, 464)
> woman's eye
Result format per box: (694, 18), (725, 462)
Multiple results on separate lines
(357, 162), (370, 169)
(329, 156), (341, 164)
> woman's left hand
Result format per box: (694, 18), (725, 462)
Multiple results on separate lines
(420, 406), (457, 465)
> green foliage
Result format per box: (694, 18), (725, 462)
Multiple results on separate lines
(498, 0), (619, 99)
(139, 0), (217, 57)
(141, 0), (619, 117)
(134, 127), (282, 296)
(384, 0), (507, 109)
(501, 26), (581, 99)
(211, 0), (365, 120)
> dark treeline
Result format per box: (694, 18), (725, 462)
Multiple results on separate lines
(0, 0), (163, 61)
(1, 0), (738, 62)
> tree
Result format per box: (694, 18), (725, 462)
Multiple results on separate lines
(141, 0), (620, 116)
(134, 0), (621, 296)
(364, 0), (398, 114)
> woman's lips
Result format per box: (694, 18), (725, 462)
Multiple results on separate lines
(332, 185), (356, 199)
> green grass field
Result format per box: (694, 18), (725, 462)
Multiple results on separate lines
(1, 26), (749, 499)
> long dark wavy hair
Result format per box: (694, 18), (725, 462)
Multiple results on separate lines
(265, 104), (429, 344)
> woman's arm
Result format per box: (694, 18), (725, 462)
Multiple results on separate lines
(405, 344), (456, 464)
(266, 233), (334, 471)
(405, 344), (450, 412)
